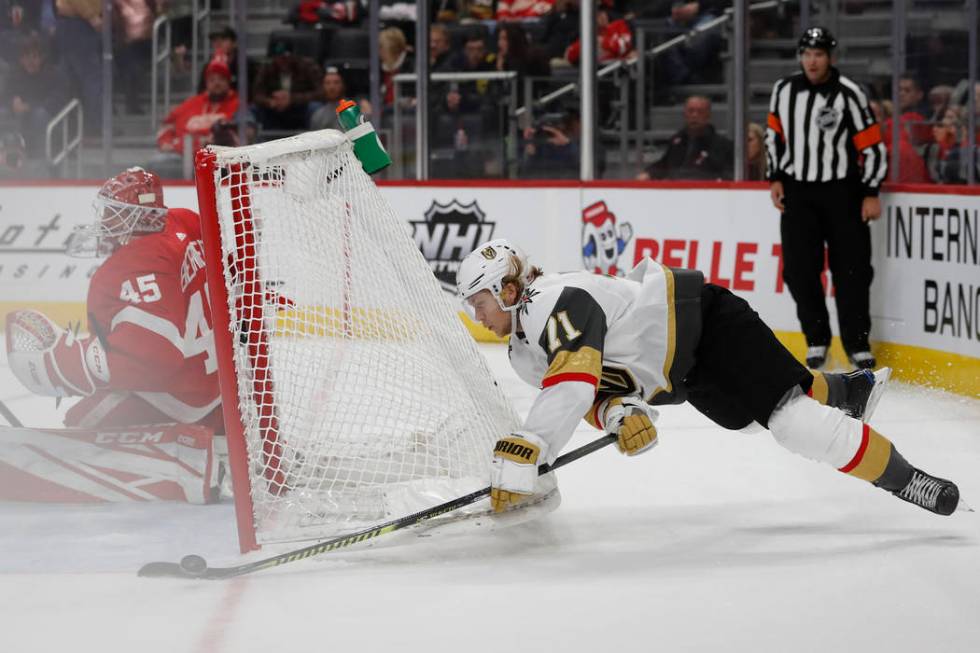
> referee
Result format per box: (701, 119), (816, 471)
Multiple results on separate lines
(765, 27), (887, 371)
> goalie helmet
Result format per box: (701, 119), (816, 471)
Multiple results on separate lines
(67, 167), (168, 257)
(457, 238), (531, 313)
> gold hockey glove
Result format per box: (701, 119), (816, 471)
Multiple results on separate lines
(602, 396), (659, 456)
(490, 432), (549, 513)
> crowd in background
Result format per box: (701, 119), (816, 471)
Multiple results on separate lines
(1, 0), (978, 182)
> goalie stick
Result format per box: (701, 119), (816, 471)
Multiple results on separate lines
(138, 432), (618, 580)
(0, 399), (23, 428)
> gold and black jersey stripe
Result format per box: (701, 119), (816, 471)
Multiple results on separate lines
(537, 286), (606, 390)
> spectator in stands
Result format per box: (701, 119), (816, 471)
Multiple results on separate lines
(430, 23), (455, 73)
(636, 95), (733, 180)
(933, 106), (979, 185)
(54, 0), (103, 134)
(922, 106), (961, 183)
(445, 33), (495, 115)
(520, 106), (594, 179)
(746, 122), (766, 181)
(310, 66), (371, 130)
(872, 99), (929, 184)
(646, 1), (725, 87)
(541, 0), (580, 65)
(495, 22), (550, 80)
(379, 26), (412, 109)
(1, 1), (35, 31)
(898, 74), (930, 117)
(6, 31), (68, 158)
(155, 60), (239, 155)
(565, 4), (634, 65)
(497, 0), (555, 21)
(198, 26), (256, 99)
(896, 74), (932, 146)
(252, 39), (325, 131)
(1, 1), (41, 62)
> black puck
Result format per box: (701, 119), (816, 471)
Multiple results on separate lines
(179, 554), (208, 575)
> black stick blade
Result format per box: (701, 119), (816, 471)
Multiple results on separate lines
(138, 561), (199, 578)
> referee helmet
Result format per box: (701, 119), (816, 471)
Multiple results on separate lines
(798, 26), (837, 53)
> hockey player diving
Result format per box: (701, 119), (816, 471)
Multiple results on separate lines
(4, 168), (223, 503)
(456, 239), (961, 517)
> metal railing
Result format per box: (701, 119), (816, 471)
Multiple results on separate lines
(151, 14), (173, 130)
(392, 70), (519, 179)
(46, 99), (84, 178)
(191, 0), (213, 88)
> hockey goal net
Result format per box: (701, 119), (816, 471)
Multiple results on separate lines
(195, 130), (519, 552)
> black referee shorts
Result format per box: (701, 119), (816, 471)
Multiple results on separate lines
(684, 284), (813, 429)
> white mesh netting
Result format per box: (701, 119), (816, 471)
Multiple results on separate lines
(207, 131), (518, 544)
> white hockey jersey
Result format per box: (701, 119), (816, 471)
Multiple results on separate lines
(509, 259), (704, 462)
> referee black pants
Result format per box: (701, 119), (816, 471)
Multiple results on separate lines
(780, 178), (873, 355)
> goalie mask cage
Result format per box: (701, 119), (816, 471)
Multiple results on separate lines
(194, 131), (519, 552)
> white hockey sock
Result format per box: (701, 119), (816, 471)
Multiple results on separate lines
(767, 392), (865, 469)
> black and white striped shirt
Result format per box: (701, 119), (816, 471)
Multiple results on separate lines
(765, 67), (887, 194)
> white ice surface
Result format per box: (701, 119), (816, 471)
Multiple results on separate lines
(1, 344), (979, 653)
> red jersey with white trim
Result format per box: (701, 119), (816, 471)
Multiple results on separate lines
(84, 208), (220, 425)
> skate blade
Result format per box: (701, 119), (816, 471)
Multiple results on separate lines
(863, 367), (891, 422)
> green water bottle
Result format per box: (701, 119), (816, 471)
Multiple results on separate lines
(336, 99), (391, 174)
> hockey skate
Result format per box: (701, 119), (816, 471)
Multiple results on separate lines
(806, 345), (827, 369)
(890, 468), (960, 516)
(837, 367), (891, 421)
(849, 350), (876, 370)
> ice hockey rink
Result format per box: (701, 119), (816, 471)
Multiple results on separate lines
(1, 343), (979, 653)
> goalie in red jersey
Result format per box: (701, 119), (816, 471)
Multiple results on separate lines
(3, 168), (224, 503)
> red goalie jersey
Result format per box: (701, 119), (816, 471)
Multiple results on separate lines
(3, 168), (224, 504)
(66, 206), (222, 431)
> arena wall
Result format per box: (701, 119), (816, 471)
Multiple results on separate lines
(1, 180), (977, 397)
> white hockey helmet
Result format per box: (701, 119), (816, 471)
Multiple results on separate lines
(456, 238), (531, 312)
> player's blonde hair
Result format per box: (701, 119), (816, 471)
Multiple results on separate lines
(502, 255), (543, 294)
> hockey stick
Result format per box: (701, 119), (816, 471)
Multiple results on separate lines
(138, 432), (618, 580)
(0, 399), (23, 428)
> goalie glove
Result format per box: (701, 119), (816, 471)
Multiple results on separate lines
(490, 431), (549, 513)
(5, 309), (110, 398)
(600, 395), (659, 456)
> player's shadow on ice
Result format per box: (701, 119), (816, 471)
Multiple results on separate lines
(296, 501), (974, 580)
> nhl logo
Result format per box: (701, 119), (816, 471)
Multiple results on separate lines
(815, 106), (841, 132)
(411, 200), (496, 293)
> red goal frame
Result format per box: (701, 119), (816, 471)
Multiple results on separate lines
(194, 149), (287, 553)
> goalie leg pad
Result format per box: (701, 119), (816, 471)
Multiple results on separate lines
(0, 423), (218, 503)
